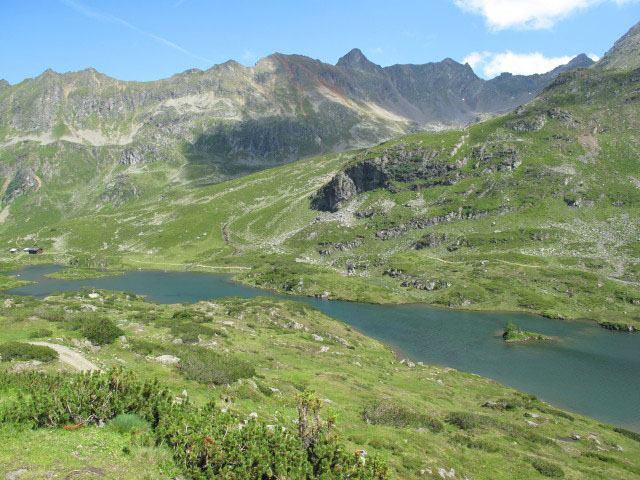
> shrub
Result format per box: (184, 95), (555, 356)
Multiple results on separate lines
(450, 434), (501, 453)
(171, 310), (194, 321)
(0, 369), (171, 428)
(128, 339), (162, 356)
(176, 347), (255, 385)
(169, 322), (216, 343)
(446, 412), (482, 430)
(613, 426), (640, 442)
(0, 342), (58, 363)
(531, 459), (564, 477)
(28, 328), (54, 339)
(36, 309), (66, 322)
(362, 400), (443, 432)
(82, 318), (123, 345)
(257, 382), (274, 397)
(0, 369), (388, 479)
(109, 413), (150, 434)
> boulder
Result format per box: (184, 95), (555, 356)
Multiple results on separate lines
(154, 355), (180, 365)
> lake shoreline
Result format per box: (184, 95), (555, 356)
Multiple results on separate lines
(2, 263), (640, 433)
(3, 259), (632, 335)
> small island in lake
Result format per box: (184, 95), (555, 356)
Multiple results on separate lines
(43, 268), (124, 280)
(503, 320), (553, 343)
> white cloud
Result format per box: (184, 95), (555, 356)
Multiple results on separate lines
(454, 0), (638, 30)
(588, 53), (601, 61)
(463, 51), (575, 77)
(462, 51), (490, 70)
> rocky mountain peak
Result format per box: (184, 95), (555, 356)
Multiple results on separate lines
(0, 79), (9, 90)
(336, 48), (380, 72)
(597, 21), (640, 71)
(37, 68), (59, 79)
(567, 53), (592, 66)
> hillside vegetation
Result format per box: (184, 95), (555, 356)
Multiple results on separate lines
(1, 290), (639, 479)
(2, 57), (638, 329)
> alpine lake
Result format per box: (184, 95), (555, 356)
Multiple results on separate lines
(6, 264), (640, 433)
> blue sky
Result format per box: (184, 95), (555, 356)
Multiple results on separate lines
(1, 0), (638, 84)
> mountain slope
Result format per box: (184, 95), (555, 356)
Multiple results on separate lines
(0, 50), (591, 192)
(597, 21), (640, 71)
(1, 52), (638, 329)
(3, 24), (640, 328)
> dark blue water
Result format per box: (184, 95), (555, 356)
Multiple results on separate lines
(6, 265), (640, 432)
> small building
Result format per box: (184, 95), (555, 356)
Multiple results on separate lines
(9, 248), (18, 254)
(24, 247), (43, 255)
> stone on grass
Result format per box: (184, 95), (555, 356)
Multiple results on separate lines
(154, 355), (180, 365)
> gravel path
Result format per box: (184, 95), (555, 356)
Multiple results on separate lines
(28, 342), (101, 372)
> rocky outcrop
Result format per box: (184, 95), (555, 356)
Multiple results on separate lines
(375, 205), (514, 241)
(318, 236), (364, 255)
(596, 21), (640, 71)
(311, 146), (469, 212)
(99, 175), (141, 206)
(311, 158), (390, 212)
(312, 138), (522, 212)
(414, 232), (449, 249)
(2, 168), (37, 203)
(383, 268), (450, 291)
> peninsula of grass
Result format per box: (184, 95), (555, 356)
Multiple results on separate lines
(502, 320), (553, 343)
(43, 268), (124, 280)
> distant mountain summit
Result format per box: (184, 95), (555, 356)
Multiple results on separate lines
(0, 43), (593, 190)
(597, 21), (640, 71)
(336, 48), (380, 72)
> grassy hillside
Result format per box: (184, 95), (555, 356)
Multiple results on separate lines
(1, 290), (639, 479)
(1, 65), (638, 330)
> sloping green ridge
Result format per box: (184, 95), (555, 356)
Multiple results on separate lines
(2, 65), (638, 328)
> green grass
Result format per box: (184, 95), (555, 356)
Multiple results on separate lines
(0, 290), (639, 478)
(43, 268), (124, 280)
(1, 65), (638, 332)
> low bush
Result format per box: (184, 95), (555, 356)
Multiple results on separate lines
(0, 369), (388, 479)
(28, 328), (54, 339)
(362, 400), (443, 432)
(0, 369), (170, 428)
(128, 339), (162, 356)
(531, 459), (564, 477)
(176, 347), (255, 385)
(156, 318), (224, 343)
(36, 309), (66, 322)
(0, 342), (58, 363)
(450, 434), (501, 453)
(613, 426), (640, 442)
(446, 412), (482, 430)
(257, 382), (274, 397)
(82, 318), (123, 345)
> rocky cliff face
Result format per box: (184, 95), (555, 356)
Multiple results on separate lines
(0, 47), (593, 202)
(597, 21), (640, 71)
(311, 139), (524, 212)
(311, 145), (471, 211)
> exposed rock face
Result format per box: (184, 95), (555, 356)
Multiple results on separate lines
(0, 48), (592, 184)
(2, 168), (37, 203)
(311, 158), (389, 212)
(597, 21), (640, 71)
(99, 176), (141, 206)
(414, 232), (449, 250)
(383, 268), (450, 291)
(311, 141), (518, 212)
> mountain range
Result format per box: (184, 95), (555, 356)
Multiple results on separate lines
(0, 48), (593, 185)
(0, 21), (638, 331)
